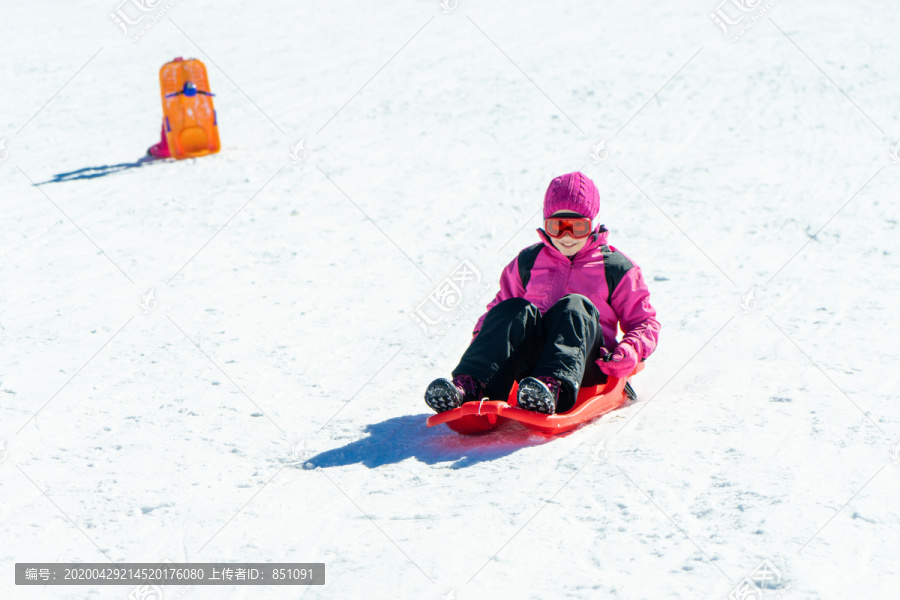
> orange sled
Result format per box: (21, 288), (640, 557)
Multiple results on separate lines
(426, 363), (644, 435)
(159, 57), (220, 159)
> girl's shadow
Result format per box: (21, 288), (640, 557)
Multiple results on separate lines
(305, 414), (564, 470)
(35, 155), (161, 185)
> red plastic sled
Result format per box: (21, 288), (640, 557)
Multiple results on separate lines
(426, 363), (644, 435)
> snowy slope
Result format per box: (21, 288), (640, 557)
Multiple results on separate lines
(2, 0), (899, 599)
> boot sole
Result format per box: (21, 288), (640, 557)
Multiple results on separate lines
(516, 378), (556, 414)
(425, 379), (462, 413)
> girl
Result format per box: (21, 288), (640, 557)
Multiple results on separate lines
(425, 171), (660, 415)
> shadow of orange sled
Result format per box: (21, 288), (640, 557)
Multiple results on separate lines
(426, 363), (644, 435)
(159, 57), (220, 159)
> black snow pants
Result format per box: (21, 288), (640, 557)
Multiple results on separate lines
(452, 294), (608, 413)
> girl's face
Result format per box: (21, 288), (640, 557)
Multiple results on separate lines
(548, 210), (591, 257)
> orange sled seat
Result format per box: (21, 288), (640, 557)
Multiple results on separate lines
(159, 57), (220, 159)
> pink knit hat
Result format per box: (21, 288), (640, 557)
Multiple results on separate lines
(543, 171), (600, 220)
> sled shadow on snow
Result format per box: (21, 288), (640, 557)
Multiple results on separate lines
(35, 155), (162, 185)
(305, 414), (571, 470)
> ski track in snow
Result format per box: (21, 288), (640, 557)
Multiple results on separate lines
(1, 1), (899, 599)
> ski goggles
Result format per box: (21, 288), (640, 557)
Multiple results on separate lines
(544, 217), (592, 239)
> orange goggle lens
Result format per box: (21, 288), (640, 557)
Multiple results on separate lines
(544, 217), (592, 238)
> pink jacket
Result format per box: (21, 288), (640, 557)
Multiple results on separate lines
(474, 227), (660, 361)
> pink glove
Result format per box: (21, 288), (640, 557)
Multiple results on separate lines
(597, 344), (639, 378)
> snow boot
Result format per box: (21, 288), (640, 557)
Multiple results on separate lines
(516, 376), (560, 414)
(147, 123), (170, 158)
(424, 374), (484, 413)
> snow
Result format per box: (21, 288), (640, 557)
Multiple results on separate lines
(2, 0), (899, 598)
